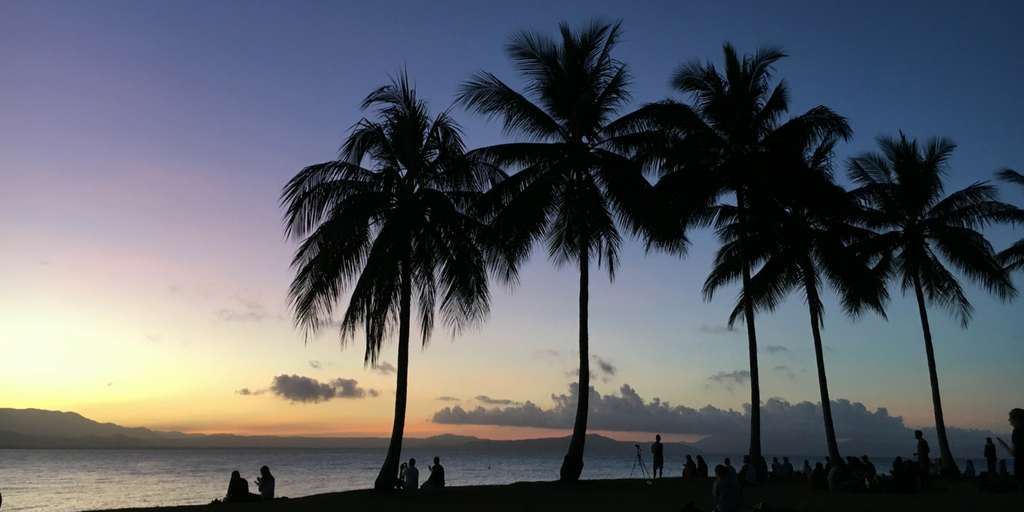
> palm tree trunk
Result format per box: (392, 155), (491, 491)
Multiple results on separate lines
(912, 273), (960, 477)
(560, 243), (590, 482)
(736, 189), (764, 480)
(804, 271), (842, 466)
(374, 260), (412, 491)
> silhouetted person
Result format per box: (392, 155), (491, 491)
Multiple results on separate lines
(696, 455), (709, 478)
(397, 462), (408, 489)
(738, 455), (756, 486)
(256, 465), (275, 500)
(914, 430), (930, 488)
(998, 407), (1024, 492)
(809, 462), (828, 491)
(423, 456), (445, 489)
(404, 458), (419, 490)
(225, 470), (256, 503)
(860, 455), (876, 480)
(799, 460), (811, 478)
(723, 457), (737, 478)
(999, 459), (1009, 477)
(963, 459), (976, 478)
(682, 454), (696, 477)
(651, 434), (664, 478)
(985, 437), (998, 477)
(712, 464), (741, 512)
(779, 457), (794, 480)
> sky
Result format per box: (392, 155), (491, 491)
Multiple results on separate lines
(1, 1), (1022, 452)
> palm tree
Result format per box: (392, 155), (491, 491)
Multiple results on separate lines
(995, 169), (1024, 272)
(847, 133), (1018, 475)
(625, 44), (851, 477)
(705, 138), (887, 466)
(281, 73), (505, 491)
(457, 19), (653, 482)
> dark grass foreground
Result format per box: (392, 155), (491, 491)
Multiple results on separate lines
(102, 477), (1022, 512)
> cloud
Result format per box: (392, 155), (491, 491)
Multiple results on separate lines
(309, 361), (322, 369)
(532, 349), (561, 358)
(698, 324), (732, 334)
(766, 345), (789, 355)
(215, 308), (269, 322)
(592, 356), (617, 376)
(106, 382), (114, 387)
(373, 362), (396, 375)
(476, 395), (523, 406)
(773, 365), (797, 380)
(434, 383), (745, 433)
(706, 370), (751, 392)
(436, 396), (461, 402)
(430, 383), (987, 457)
(243, 375), (378, 403)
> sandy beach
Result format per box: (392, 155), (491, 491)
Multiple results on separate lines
(99, 477), (1022, 512)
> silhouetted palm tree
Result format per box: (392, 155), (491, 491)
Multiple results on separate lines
(847, 133), (1018, 476)
(625, 44), (851, 476)
(995, 169), (1024, 273)
(281, 74), (505, 491)
(457, 19), (651, 482)
(706, 138), (887, 466)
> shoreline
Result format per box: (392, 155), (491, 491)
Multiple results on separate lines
(97, 476), (1021, 512)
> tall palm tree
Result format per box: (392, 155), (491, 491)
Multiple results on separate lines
(457, 19), (653, 482)
(847, 133), (1018, 476)
(995, 169), (1024, 273)
(624, 44), (851, 477)
(706, 138), (887, 466)
(281, 74), (505, 491)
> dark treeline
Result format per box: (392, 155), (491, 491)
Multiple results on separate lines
(279, 19), (1023, 490)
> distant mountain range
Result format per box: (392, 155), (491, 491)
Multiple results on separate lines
(0, 408), (702, 454)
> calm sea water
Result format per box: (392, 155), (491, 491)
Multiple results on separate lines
(0, 449), (972, 512)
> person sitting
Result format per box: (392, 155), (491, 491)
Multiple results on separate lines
(860, 456), (876, 480)
(998, 459), (1009, 477)
(256, 465), (275, 500)
(738, 455), (757, 486)
(712, 464), (741, 512)
(397, 462), (408, 489)
(770, 457), (781, 479)
(963, 459), (976, 478)
(422, 456), (445, 489)
(779, 457), (794, 480)
(799, 460), (812, 478)
(404, 458), (420, 490)
(809, 462), (828, 491)
(696, 455), (709, 478)
(682, 455), (697, 477)
(225, 470), (257, 503)
(723, 458), (737, 478)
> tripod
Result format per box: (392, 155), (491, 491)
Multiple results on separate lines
(630, 444), (650, 479)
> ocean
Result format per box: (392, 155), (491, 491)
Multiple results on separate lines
(0, 449), (974, 511)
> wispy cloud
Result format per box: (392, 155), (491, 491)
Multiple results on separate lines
(373, 362), (396, 375)
(309, 360), (322, 369)
(436, 396), (461, 402)
(475, 395), (523, 406)
(766, 345), (789, 355)
(773, 365), (797, 380)
(706, 370), (751, 393)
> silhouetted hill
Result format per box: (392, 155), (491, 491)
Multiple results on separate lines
(0, 408), (700, 453)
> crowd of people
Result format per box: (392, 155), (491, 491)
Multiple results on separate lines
(657, 408), (1023, 512)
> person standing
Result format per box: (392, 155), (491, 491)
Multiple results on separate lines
(914, 430), (930, 489)
(651, 435), (664, 479)
(985, 437), (998, 478)
(997, 408), (1024, 493)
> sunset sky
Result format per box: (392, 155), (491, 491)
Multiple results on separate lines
(1, 1), (1022, 446)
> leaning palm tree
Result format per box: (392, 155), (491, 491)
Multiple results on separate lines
(457, 19), (653, 482)
(995, 169), (1024, 273)
(707, 138), (887, 467)
(624, 44), (851, 477)
(847, 133), (1018, 475)
(281, 73), (505, 491)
